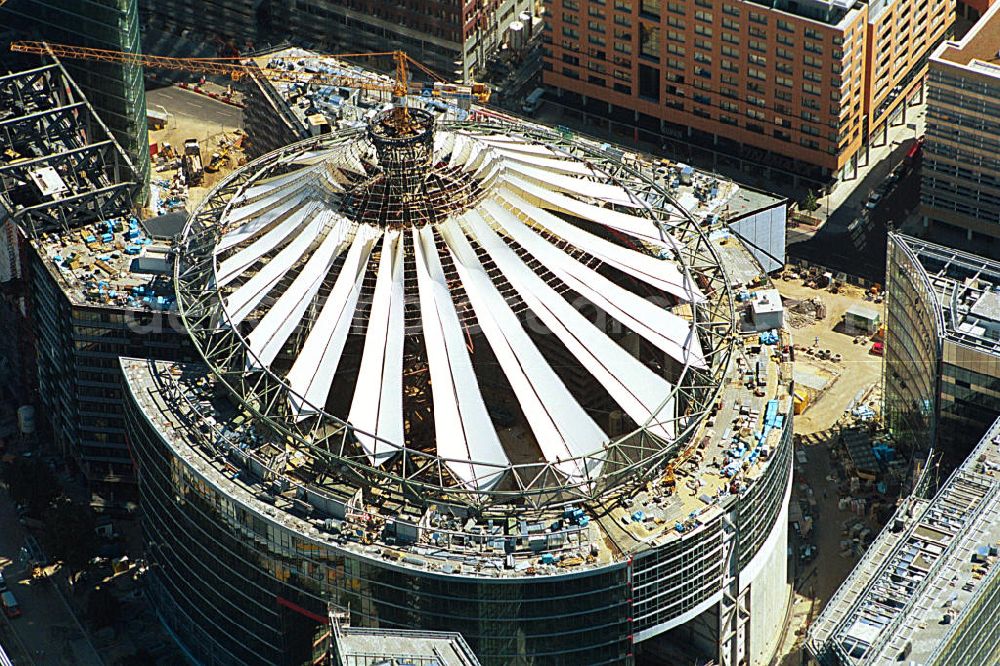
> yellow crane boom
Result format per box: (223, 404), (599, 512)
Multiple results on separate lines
(9, 41), (490, 103)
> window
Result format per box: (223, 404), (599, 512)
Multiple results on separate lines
(694, 52), (712, 64)
(641, 0), (661, 17)
(748, 67), (766, 80)
(723, 17), (740, 30)
(667, 43), (686, 55)
(695, 24), (713, 36)
(749, 11), (767, 24)
(694, 65), (712, 79)
(777, 34), (794, 46)
(722, 32), (740, 44)
(695, 10), (714, 21)
(640, 24), (660, 59)
(639, 63), (661, 100)
(667, 1), (686, 14)
(722, 45), (739, 57)
(668, 30), (685, 42)
(776, 76), (793, 87)
(695, 38), (712, 50)
(777, 19), (794, 32)
(722, 4), (739, 16)
(802, 82), (821, 95)
(804, 27), (822, 40)
(667, 15), (685, 27)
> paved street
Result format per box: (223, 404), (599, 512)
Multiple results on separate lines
(0, 493), (103, 666)
(147, 85), (242, 129)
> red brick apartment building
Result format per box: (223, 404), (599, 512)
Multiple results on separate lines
(543, 0), (954, 187)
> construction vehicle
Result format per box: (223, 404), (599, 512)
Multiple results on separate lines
(205, 150), (229, 173)
(182, 138), (203, 185)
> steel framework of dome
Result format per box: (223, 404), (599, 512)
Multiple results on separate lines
(175, 113), (738, 508)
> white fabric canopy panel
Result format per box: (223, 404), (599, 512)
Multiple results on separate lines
(490, 148), (602, 178)
(223, 211), (331, 325)
(217, 201), (323, 287)
(504, 162), (644, 208)
(245, 214), (352, 369)
(470, 135), (562, 157)
(219, 184), (313, 251)
(287, 230), (377, 417)
(413, 225), (509, 490)
(234, 163), (326, 204)
(348, 231), (406, 465)
(482, 196), (706, 370)
(501, 176), (705, 303)
(440, 219), (605, 483)
(463, 209), (676, 443)
(503, 174), (682, 248)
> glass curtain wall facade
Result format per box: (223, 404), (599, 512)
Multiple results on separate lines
(1, 0), (150, 203)
(884, 235), (942, 460)
(123, 359), (793, 666)
(885, 234), (1000, 473)
(123, 376), (633, 666)
(29, 249), (190, 497)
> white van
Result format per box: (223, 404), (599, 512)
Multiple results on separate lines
(521, 87), (546, 115)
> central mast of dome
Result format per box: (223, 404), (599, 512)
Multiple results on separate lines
(366, 106), (436, 229)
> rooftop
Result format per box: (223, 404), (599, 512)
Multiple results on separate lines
(123, 319), (788, 578)
(247, 47), (473, 138)
(893, 234), (1000, 355)
(808, 416), (1000, 665)
(933, 1), (1000, 76)
(331, 620), (481, 666)
(33, 217), (175, 310)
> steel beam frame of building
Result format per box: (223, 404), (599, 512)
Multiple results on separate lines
(0, 57), (137, 237)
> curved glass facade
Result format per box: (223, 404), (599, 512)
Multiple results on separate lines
(125, 383), (631, 666)
(884, 235), (942, 458)
(123, 363), (792, 666)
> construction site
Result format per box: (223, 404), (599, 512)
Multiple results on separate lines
(808, 415), (1000, 666)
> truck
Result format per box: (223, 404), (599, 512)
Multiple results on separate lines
(521, 87), (545, 115)
(182, 138), (203, 185)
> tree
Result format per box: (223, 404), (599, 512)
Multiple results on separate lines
(42, 497), (98, 574)
(802, 189), (820, 212)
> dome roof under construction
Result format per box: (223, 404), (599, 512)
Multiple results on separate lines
(176, 112), (735, 503)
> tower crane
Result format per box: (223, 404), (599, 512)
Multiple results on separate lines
(9, 41), (491, 134)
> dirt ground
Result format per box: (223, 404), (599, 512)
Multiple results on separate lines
(771, 278), (888, 664)
(776, 279), (883, 434)
(146, 88), (245, 213)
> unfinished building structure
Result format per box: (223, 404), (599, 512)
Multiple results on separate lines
(1, 0), (151, 201)
(808, 415), (1000, 666)
(0, 56), (188, 499)
(123, 105), (794, 665)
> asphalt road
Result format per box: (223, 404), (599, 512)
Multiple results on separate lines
(0, 493), (103, 666)
(147, 85), (242, 128)
(788, 141), (921, 283)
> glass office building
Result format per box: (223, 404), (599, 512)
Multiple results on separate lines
(807, 416), (1000, 666)
(885, 234), (1000, 471)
